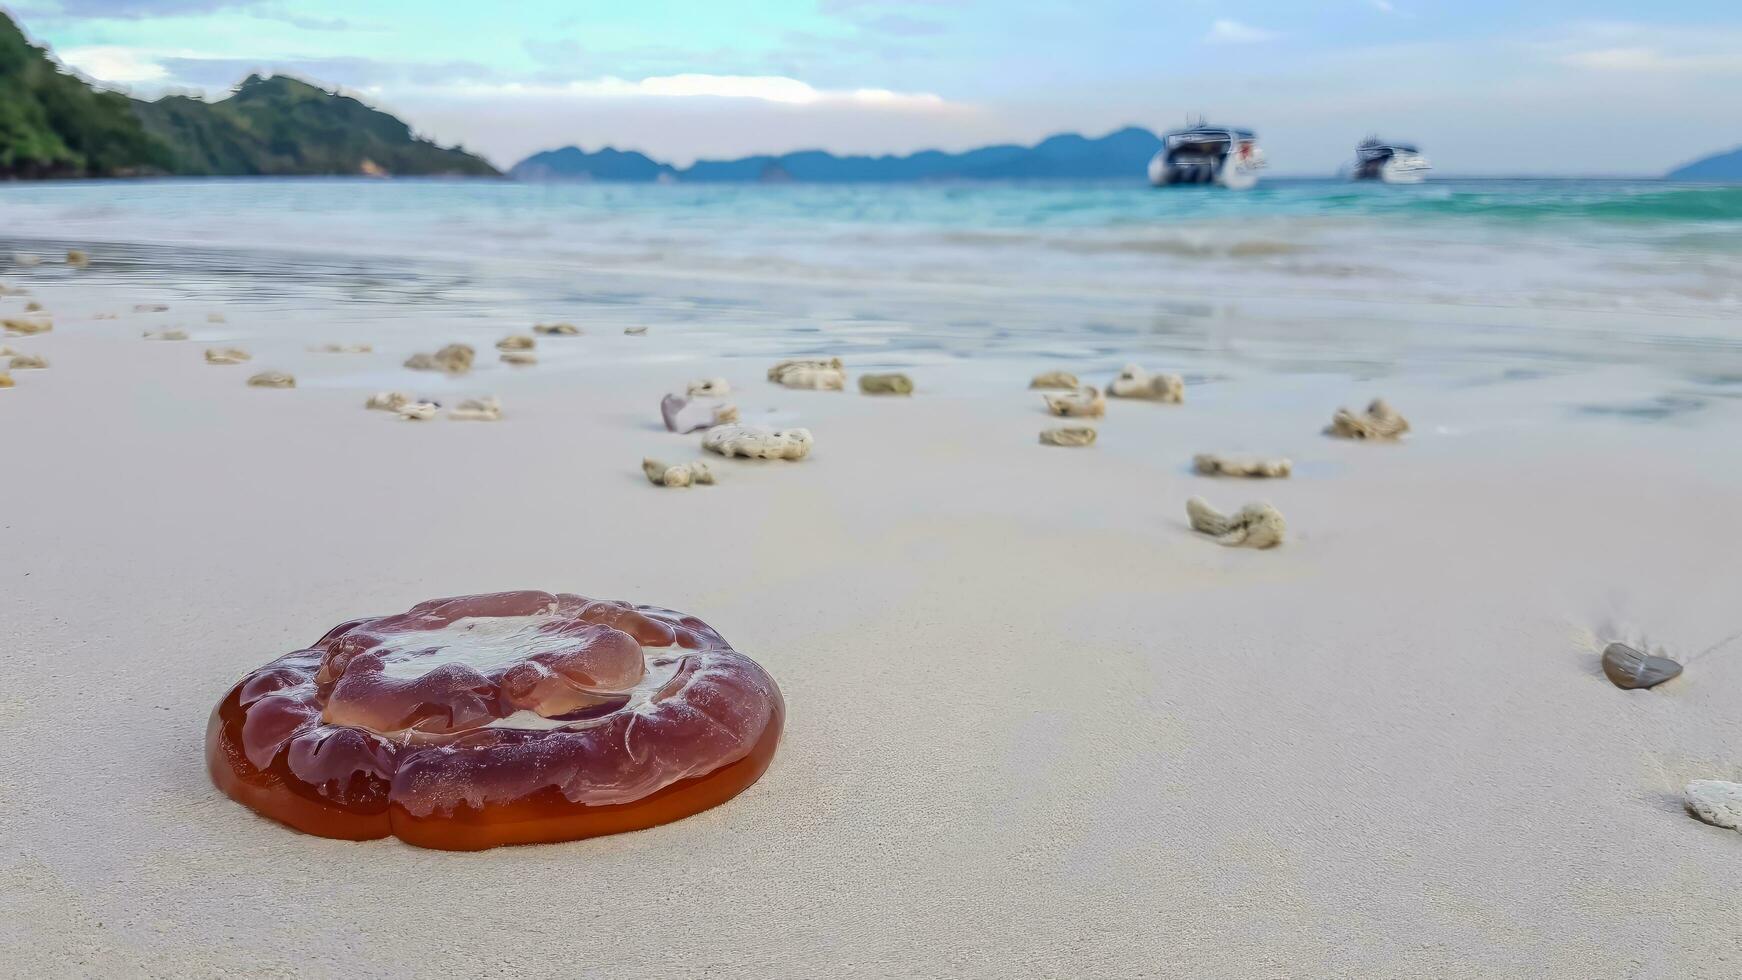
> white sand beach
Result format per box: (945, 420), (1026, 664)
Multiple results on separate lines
(3, 251), (1740, 978)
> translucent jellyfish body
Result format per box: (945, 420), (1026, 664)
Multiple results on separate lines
(206, 591), (784, 850)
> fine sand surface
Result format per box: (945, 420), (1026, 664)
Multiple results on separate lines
(3, 277), (1742, 978)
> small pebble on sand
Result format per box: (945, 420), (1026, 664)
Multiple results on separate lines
(496, 334), (536, 351)
(500, 351), (538, 366)
(533, 322), (580, 335)
(1193, 454), (1292, 478)
(625, 326), (648, 336)
(1684, 780), (1742, 832)
(1600, 642), (1683, 690)
(859, 373), (914, 395)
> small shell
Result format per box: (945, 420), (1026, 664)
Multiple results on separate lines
(1600, 642), (1682, 690)
(1107, 364), (1184, 403)
(533, 322), (580, 335)
(1193, 454), (1292, 478)
(500, 351), (538, 366)
(66, 249), (91, 267)
(144, 328), (189, 341)
(246, 371), (295, 389)
(642, 458), (716, 488)
(624, 326), (648, 336)
(1326, 398), (1410, 440)
(366, 391), (415, 412)
(4, 318), (53, 335)
(7, 353), (48, 370)
(449, 396), (502, 421)
(1029, 370), (1080, 390)
(1043, 386), (1105, 418)
(204, 347), (251, 365)
(496, 334), (536, 351)
(395, 402), (440, 421)
(1187, 497), (1286, 549)
(1039, 426), (1097, 447)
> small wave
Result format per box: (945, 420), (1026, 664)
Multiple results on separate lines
(1382, 184), (1742, 224)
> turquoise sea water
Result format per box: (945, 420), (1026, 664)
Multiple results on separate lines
(4, 177), (1742, 379)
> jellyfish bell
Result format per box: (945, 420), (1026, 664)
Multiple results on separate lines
(208, 591), (784, 849)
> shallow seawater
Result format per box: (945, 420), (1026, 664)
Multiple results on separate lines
(3, 177), (1742, 391)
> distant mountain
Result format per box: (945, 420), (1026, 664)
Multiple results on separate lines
(509, 145), (674, 182)
(512, 127), (1165, 183)
(1, 11), (496, 179)
(1667, 147), (1742, 182)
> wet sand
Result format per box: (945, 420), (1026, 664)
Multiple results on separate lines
(3, 273), (1742, 978)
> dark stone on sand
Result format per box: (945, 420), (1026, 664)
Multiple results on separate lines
(1601, 642), (1682, 690)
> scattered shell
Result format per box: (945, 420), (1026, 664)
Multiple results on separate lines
(1030, 370), (1081, 390)
(0, 372), (13, 388)
(703, 424), (813, 460)
(404, 343), (475, 373)
(661, 393), (739, 433)
(144, 329), (189, 341)
(1600, 642), (1683, 690)
(366, 391), (416, 412)
(859, 373), (914, 395)
(1193, 454), (1292, 479)
(204, 347), (251, 365)
(449, 396), (502, 422)
(246, 371), (296, 389)
(3, 318), (52, 336)
(533, 322), (580, 335)
(8, 353), (49, 370)
(1186, 497), (1287, 549)
(133, 304), (168, 313)
(768, 357), (845, 390)
(496, 334), (536, 351)
(1108, 364), (1184, 403)
(643, 458), (716, 488)
(206, 312), (226, 324)
(395, 402), (440, 421)
(1043, 386), (1105, 418)
(624, 326), (648, 336)
(1040, 426), (1097, 447)
(500, 351), (538, 366)
(25, 301), (43, 313)
(312, 343), (373, 354)
(1326, 398), (1410, 440)
(66, 249), (90, 267)
(1685, 780), (1742, 832)
(687, 378), (731, 397)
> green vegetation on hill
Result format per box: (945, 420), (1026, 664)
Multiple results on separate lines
(1, 11), (497, 179)
(134, 75), (498, 177)
(1, 13), (173, 177)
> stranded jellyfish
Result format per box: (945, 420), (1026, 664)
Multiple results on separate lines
(206, 591), (784, 850)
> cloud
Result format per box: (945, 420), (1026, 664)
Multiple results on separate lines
(1204, 19), (1276, 44)
(1557, 46), (1742, 74)
(49, 0), (257, 16)
(442, 73), (947, 108)
(56, 45), (174, 83)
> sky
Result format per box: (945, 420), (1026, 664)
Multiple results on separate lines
(8, 1), (1742, 175)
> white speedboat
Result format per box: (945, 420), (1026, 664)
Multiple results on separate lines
(1352, 137), (1430, 184)
(1147, 122), (1266, 190)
